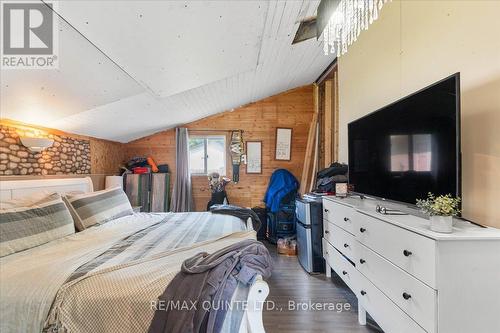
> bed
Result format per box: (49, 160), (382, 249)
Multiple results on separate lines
(0, 177), (269, 333)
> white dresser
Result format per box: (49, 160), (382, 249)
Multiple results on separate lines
(322, 196), (500, 333)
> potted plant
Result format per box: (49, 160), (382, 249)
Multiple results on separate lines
(416, 193), (461, 233)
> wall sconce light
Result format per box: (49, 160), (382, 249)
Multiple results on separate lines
(19, 137), (54, 153)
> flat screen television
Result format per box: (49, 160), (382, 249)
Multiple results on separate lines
(348, 73), (461, 205)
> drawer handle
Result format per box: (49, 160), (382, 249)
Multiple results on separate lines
(324, 208), (329, 213)
(360, 290), (367, 296)
(342, 270), (347, 275)
(325, 230), (330, 234)
(359, 227), (366, 233)
(403, 250), (413, 257)
(343, 243), (349, 248)
(359, 259), (366, 264)
(343, 217), (350, 222)
(403, 292), (412, 300)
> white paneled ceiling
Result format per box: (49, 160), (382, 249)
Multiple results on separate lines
(0, 0), (335, 142)
(57, 0), (267, 97)
(0, 6), (143, 128)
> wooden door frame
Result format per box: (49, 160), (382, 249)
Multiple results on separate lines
(315, 61), (339, 169)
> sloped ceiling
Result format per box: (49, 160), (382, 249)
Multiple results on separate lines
(0, 0), (335, 142)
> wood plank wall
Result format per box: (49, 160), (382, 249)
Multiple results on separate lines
(124, 85), (315, 211)
(89, 139), (125, 174)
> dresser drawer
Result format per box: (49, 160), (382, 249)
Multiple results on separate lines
(323, 238), (358, 291)
(322, 199), (354, 234)
(353, 211), (437, 288)
(324, 222), (357, 262)
(353, 270), (427, 333)
(356, 242), (437, 333)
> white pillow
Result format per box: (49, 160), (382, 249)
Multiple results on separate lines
(0, 191), (59, 210)
(1, 191), (85, 216)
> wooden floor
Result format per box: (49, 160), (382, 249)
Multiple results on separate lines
(262, 242), (382, 333)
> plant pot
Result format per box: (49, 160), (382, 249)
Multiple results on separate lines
(430, 215), (453, 233)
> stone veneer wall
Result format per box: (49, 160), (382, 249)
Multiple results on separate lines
(0, 125), (91, 175)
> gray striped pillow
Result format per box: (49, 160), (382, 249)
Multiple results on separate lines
(64, 187), (133, 231)
(0, 194), (75, 257)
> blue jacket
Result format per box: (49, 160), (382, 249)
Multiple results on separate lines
(263, 169), (299, 213)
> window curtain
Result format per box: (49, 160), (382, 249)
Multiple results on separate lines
(171, 127), (193, 212)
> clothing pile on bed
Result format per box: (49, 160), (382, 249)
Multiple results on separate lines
(149, 239), (272, 333)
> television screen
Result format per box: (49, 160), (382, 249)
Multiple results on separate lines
(348, 73), (461, 205)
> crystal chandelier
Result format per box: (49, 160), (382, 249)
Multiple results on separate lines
(322, 0), (390, 56)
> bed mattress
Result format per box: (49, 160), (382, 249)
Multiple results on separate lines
(0, 212), (254, 333)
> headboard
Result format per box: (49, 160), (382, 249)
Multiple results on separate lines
(0, 177), (94, 201)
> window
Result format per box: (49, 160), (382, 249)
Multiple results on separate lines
(412, 134), (432, 172)
(390, 135), (410, 172)
(390, 134), (432, 172)
(189, 135), (226, 175)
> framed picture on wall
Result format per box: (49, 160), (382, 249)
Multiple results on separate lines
(275, 128), (292, 161)
(246, 141), (262, 174)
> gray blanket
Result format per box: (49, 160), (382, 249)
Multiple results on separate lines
(210, 205), (262, 232)
(148, 239), (272, 333)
